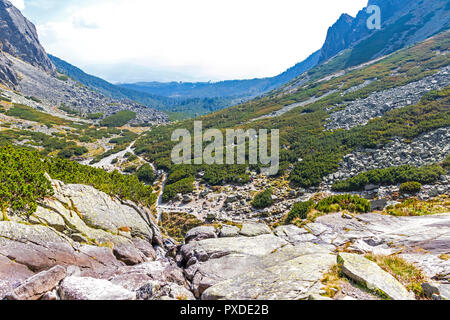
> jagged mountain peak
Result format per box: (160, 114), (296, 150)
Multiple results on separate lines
(318, 0), (450, 64)
(0, 0), (55, 73)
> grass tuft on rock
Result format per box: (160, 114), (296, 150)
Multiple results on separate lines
(365, 253), (427, 299)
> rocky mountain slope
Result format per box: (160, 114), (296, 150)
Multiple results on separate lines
(0, 176), (191, 300)
(7, 54), (167, 124)
(49, 54), (241, 119)
(122, 0), (449, 112)
(0, 0), (167, 125)
(319, 0), (450, 65)
(0, 0), (54, 73)
(0, 50), (17, 86)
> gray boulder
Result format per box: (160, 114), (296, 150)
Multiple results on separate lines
(202, 244), (336, 300)
(338, 253), (415, 300)
(219, 225), (240, 238)
(421, 282), (450, 300)
(136, 281), (195, 300)
(185, 226), (217, 244)
(371, 199), (387, 211)
(5, 265), (66, 300)
(239, 223), (272, 237)
(274, 225), (316, 244)
(59, 276), (136, 300)
(0, 255), (34, 299)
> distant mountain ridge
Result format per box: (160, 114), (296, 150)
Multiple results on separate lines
(50, 50), (320, 118)
(119, 51), (320, 99)
(2, 0), (449, 120)
(48, 55), (241, 119)
(123, 0), (450, 102)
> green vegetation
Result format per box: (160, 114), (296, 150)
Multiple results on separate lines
(126, 154), (138, 162)
(57, 146), (88, 159)
(6, 104), (71, 126)
(316, 194), (371, 213)
(287, 195), (371, 223)
(251, 188), (274, 209)
(399, 181), (422, 195)
(333, 165), (445, 192)
(0, 145), (53, 216)
(159, 211), (203, 243)
(287, 200), (314, 221)
(56, 75), (69, 82)
(365, 254), (427, 298)
(136, 164), (155, 184)
(100, 110), (136, 127)
(109, 130), (138, 145)
(162, 177), (195, 203)
(385, 196), (449, 216)
(86, 112), (103, 120)
(123, 165), (137, 173)
(58, 104), (79, 116)
(134, 31), (449, 194)
(24, 96), (42, 103)
(156, 163), (249, 203)
(0, 144), (156, 218)
(72, 125), (121, 143)
(442, 155), (450, 171)
(0, 129), (82, 156)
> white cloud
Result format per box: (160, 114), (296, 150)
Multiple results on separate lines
(34, 0), (368, 82)
(9, 0), (25, 10)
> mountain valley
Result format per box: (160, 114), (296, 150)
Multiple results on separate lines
(0, 0), (449, 301)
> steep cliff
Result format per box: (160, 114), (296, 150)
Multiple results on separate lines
(0, 0), (55, 73)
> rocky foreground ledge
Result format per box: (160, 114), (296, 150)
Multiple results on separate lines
(0, 178), (448, 300)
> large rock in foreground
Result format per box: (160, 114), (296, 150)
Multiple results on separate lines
(338, 253), (415, 300)
(313, 212), (450, 278)
(5, 266), (66, 300)
(202, 244), (336, 300)
(0, 221), (120, 273)
(59, 276), (136, 300)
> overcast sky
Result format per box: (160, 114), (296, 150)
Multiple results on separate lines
(11, 0), (368, 83)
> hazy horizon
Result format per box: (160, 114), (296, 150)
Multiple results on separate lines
(12, 0), (367, 83)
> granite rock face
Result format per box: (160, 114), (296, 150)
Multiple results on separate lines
(202, 244), (336, 300)
(0, 177), (170, 299)
(0, 0), (55, 73)
(180, 234), (289, 298)
(319, 0), (449, 64)
(338, 253), (415, 300)
(239, 223), (272, 237)
(313, 212), (450, 279)
(5, 266), (66, 300)
(0, 50), (17, 86)
(185, 226), (217, 244)
(58, 276), (136, 300)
